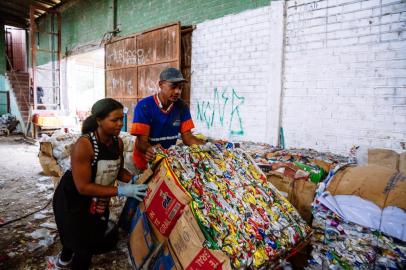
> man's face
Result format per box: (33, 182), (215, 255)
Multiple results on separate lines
(159, 81), (183, 103)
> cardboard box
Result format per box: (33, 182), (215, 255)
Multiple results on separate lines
(290, 179), (317, 223)
(143, 159), (192, 242)
(128, 206), (155, 270)
(368, 149), (399, 170)
(38, 151), (63, 177)
(399, 152), (406, 175)
(267, 171), (317, 224)
(142, 241), (181, 270)
(327, 165), (406, 211)
(169, 206), (231, 270)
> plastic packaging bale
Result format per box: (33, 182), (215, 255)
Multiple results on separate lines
(119, 132), (136, 152)
(169, 206), (232, 270)
(399, 152), (406, 175)
(368, 148), (400, 170)
(128, 205), (155, 270)
(143, 159), (192, 243)
(327, 165), (406, 211)
(124, 151), (139, 175)
(325, 165), (406, 241)
(384, 170), (406, 212)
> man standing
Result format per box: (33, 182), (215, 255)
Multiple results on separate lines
(131, 67), (205, 170)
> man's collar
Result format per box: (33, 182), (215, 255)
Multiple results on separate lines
(156, 94), (174, 113)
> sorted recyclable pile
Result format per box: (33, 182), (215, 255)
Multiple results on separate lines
(307, 165), (406, 269)
(233, 143), (348, 224)
(248, 146), (349, 184)
(131, 143), (312, 269)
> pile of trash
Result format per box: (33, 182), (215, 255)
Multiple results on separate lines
(40, 130), (79, 173)
(0, 113), (19, 135)
(119, 132), (139, 175)
(243, 145), (349, 184)
(137, 143), (312, 269)
(39, 130), (138, 180)
(0, 113), (16, 125)
(307, 165), (406, 269)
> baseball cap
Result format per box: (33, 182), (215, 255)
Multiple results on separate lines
(159, 67), (187, 83)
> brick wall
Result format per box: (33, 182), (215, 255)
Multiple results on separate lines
(283, 0), (406, 154)
(190, 6), (276, 143)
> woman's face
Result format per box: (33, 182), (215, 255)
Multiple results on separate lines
(98, 108), (124, 136)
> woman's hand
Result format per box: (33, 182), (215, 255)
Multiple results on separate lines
(117, 183), (148, 201)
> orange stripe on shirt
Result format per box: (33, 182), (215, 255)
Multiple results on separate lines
(180, 119), (195, 134)
(133, 147), (147, 170)
(130, 123), (150, 136)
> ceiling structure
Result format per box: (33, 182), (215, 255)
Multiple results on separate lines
(0, 0), (67, 28)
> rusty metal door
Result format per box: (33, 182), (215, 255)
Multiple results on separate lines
(105, 23), (181, 130)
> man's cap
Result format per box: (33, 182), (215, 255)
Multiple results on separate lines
(159, 67), (187, 83)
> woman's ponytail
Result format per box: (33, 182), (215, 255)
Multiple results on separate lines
(81, 115), (98, 134)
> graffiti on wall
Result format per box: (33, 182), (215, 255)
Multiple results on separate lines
(196, 88), (245, 136)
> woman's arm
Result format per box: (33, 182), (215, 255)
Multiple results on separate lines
(71, 137), (118, 197)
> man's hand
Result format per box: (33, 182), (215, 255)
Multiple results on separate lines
(181, 131), (206, 146)
(145, 146), (157, 161)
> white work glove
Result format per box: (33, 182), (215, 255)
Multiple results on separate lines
(117, 183), (148, 201)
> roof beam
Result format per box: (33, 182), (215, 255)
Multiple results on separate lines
(33, 0), (56, 7)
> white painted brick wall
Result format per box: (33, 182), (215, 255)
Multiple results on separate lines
(189, 0), (405, 154)
(283, 0), (406, 154)
(191, 5), (277, 143)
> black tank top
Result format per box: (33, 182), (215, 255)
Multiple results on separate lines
(57, 132), (121, 214)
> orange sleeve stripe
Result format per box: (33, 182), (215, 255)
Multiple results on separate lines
(133, 148), (147, 170)
(180, 119), (195, 134)
(130, 123), (150, 136)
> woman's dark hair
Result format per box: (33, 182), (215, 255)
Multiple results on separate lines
(82, 98), (123, 134)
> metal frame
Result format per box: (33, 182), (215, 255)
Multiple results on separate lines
(30, 4), (61, 110)
(4, 30), (13, 71)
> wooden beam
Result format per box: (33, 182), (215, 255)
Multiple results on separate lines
(33, 0), (55, 7)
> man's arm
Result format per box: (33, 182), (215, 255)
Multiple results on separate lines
(135, 135), (157, 161)
(181, 131), (205, 146)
